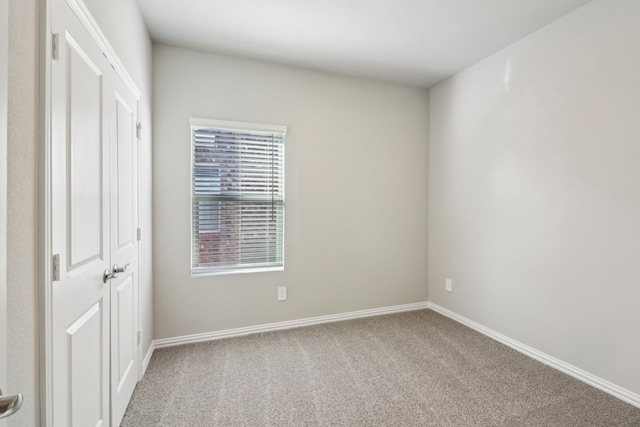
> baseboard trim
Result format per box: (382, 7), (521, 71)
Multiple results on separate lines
(154, 301), (429, 349)
(141, 341), (155, 377)
(427, 302), (640, 409)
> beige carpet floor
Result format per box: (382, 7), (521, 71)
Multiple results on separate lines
(121, 309), (640, 426)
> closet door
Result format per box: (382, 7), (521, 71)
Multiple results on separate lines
(51, 0), (140, 425)
(51, 0), (112, 424)
(109, 71), (139, 427)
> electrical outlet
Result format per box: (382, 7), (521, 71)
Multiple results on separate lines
(277, 286), (287, 301)
(445, 278), (453, 292)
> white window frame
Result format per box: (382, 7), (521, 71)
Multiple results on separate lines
(190, 118), (286, 276)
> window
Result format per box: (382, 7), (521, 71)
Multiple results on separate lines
(191, 119), (286, 275)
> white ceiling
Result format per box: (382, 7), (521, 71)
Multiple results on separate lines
(135, 0), (593, 88)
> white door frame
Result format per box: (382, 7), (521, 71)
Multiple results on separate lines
(41, 0), (142, 425)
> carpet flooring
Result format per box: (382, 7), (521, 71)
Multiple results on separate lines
(121, 309), (640, 426)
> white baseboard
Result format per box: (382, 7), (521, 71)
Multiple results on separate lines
(427, 302), (640, 409)
(140, 341), (155, 378)
(153, 301), (429, 349)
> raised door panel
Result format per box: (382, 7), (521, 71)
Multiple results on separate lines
(115, 275), (135, 389)
(67, 303), (104, 427)
(116, 95), (134, 251)
(67, 36), (104, 270)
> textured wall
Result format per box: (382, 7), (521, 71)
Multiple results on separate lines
(153, 45), (430, 339)
(0, 0), (8, 408)
(428, 0), (640, 395)
(7, 0), (39, 425)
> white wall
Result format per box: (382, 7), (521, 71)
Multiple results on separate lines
(428, 0), (640, 396)
(82, 0), (154, 360)
(7, 0), (39, 424)
(153, 45), (429, 339)
(0, 0), (8, 415)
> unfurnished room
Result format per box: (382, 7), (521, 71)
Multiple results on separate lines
(1, 0), (640, 425)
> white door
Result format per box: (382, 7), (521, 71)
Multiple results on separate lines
(51, 0), (112, 424)
(51, 0), (139, 425)
(109, 73), (139, 426)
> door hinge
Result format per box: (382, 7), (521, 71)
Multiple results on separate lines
(104, 53), (115, 71)
(137, 227), (142, 241)
(136, 122), (142, 140)
(137, 331), (141, 345)
(52, 33), (59, 61)
(52, 254), (60, 281)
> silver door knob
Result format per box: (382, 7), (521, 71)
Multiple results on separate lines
(0, 389), (23, 419)
(113, 263), (129, 274)
(103, 263), (130, 283)
(103, 268), (117, 283)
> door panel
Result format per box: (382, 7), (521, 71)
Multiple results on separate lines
(116, 95), (135, 250)
(51, 0), (111, 425)
(115, 276), (134, 385)
(67, 302), (104, 427)
(110, 75), (139, 426)
(67, 37), (104, 269)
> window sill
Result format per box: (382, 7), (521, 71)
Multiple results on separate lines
(191, 265), (284, 277)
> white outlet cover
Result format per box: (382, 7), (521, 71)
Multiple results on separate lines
(445, 279), (452, 292)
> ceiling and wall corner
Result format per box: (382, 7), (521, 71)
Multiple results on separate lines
(135, 0), (593, 88)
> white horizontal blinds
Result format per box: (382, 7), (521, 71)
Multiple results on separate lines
(192, 121), (285, 273)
